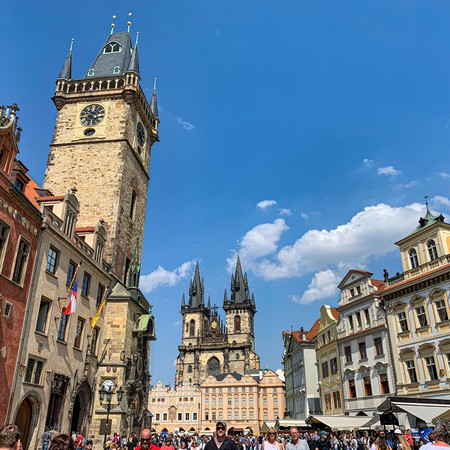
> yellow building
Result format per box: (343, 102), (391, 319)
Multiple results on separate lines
(316, 306), (343, 415)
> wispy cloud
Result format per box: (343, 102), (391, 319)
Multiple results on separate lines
(140, 260), (195, 293)
(394, 180), (416, 190)
(300, 211), (309, 220)
(377, 166), (401, 177)
(177, 117), (195, 131)
(363, 158), (373, 168)
(438, 171), (450, 179)
(172, 320), (182, 327)
(291, 270), (341, 305)
(256, 200), (277, 210)
(279, 208), (292, 216)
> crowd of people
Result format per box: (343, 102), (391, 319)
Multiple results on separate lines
(1, 421), (450, 450)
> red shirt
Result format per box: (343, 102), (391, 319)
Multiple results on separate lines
(135, 444), (160, 450)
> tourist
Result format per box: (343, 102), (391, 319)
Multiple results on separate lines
(162, 439), (175, 450)
(85, 440), (93, 450)
(0, 425), (21, 450)
(204, 421), (236, 450)
(263, 428), (280, 450)
(135, 429), (159, 450)
(49, 434), (76, 450)
(285, 427), (308, 450)
(428, 420), (450, 449)
(42, 427), (52, 450)
(377, 432), (392, 450)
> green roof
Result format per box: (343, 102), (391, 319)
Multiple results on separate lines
(409, 206), (445, 236)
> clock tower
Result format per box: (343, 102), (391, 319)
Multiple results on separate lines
(44, 28), (159, 280)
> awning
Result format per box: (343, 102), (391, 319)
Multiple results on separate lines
(133, 314), (156, 338)
(377, 397), (450, 427)
(276, 419), (309, 429)
(306, 415), (376, 430)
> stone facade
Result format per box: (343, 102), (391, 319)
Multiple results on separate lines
(0, 105), (41, 428)
(175, 258), (260, 387)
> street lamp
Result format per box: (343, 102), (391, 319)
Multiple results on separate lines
(99, 385), (124, 445)
(144, 409), (154, 431)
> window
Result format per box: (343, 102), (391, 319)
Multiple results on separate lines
(218, 411), (223, 420)
(0, 221), (9, 260)
(219, 396), (223, 406)
(425, 356), (438, 381)
(322, 361), (329, 378)
(241, 397), (245, 405)
(234, 411), (238, 420)
(91, 327), (99, 355)
(25, 357), (44, 384)
(263, 411), (268, 421)
(374, 337), (384, 356)
(130, 190), (137, 220)
(333, 391), (341, 409)
(57, 310), (69, 342)
(96, 284), (105, 307)
(364, 309), (370, 326)
(249, 396), (254, 405)
(82, 272), (91, 297)
(428, 240), (438, 261)
(66, 261), (76, 286)
(416, 306), (428, 327)
(227, 411), (232, 420)
(363, 376), (372, 396)
(212, 397), (216, 406)
(46, 247), (59, 274)
(178, 413), (182, 421)
(330, 357), (338, 375)
(242, 411), (247, 420)
(3, 301), (12, 319)
(36, 299), (51, 333)
(356, 312), (362, 328)
(435, 299), (449, 322)
(123, 258), (131, 285)
(104, 42), (122, 53)
(15, 178), (24, 191)
(193, 413), (197, 420)
(344, 346), (352, 364)
(380, 373), (390, 394)
(87, 69), (95, 77)
(273, 397), (278, 405)
(348, 315), (354, 332)
(163, 413), (167, 421)
(235, 315), (241, 332)
(348, 379), (356, 398)
(234, 397), (238, 405)
(324, 393), (332, 410)
(187, 364), (192, 373)
(249, 410), (254, 419)
(359, 341), (367, 360)
(406, 360), (418, 383)
(12, 238), (30, 284)
(189, 320), (195, 336)
(227, 397), (232, 406)
(74, 317), (85, 349)
(113, 66), (121, 74)
(205, 397), (209, 406)
(409, 248), (419, 269)
(263, 396), (268, 406)
(398, 311), (409, 332)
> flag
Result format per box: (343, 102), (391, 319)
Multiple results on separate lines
(91, 288), (107, 329)
(64, 280), (78, 315)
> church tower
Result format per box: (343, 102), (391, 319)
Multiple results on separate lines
(44, 25), (159, 280)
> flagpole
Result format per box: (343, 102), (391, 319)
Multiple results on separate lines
(59, 261), (82, 315)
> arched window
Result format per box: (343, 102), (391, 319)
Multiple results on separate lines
(113, 66), (121, 74)
(103, 42), (122, 54)
(409, 248), (419, 269)
(187, 364), (193, 373)
(207, 357), (221, 376)
(87, 69), (95, 77)
(235, 315), (241, 332)
(185, 322), (188, 334)
(189, 319), (195, 337)
(428, 240), (438, 261)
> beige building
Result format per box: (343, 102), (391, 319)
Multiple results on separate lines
(200, 369), (285, 435)
(382, 204), (450, 413)
(148, 382), (201, 433)
(10, 192), (112, 449)
(316, 306), (343, 416)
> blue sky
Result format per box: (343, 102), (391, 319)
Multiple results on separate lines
(3, 0), (450, 384)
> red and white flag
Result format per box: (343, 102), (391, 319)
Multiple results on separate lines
(64, 280), (78, 315)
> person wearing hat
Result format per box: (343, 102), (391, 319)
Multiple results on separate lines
(204, 422), (236, 450)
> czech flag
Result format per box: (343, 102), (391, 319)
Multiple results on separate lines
(64, 280), (78, 315)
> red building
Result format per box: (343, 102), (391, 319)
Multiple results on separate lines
(0, 104), (41, 426)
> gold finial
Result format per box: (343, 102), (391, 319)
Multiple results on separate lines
(127, 12), (132, 32)
(111, 15), (116, 34)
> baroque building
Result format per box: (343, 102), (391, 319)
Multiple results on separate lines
(175, 257), (260, 387)
(0, 105), (41, 428)
(336, 270), (395, 416)
(282, 322), (321, 420)
(381, 204), (450, 411)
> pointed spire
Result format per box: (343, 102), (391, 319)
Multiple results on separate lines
(207, 296), (211, 309)
(189, 260), (204, 308)
(58, 38), (74, 80)
(181, 292), (186, 308)
(127, 32), (140, 75)
(150, 78), (159, 117)
(223, 288), (228, 303)
(128, 238), (141, 288)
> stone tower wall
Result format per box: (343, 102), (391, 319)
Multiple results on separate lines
(226, 308), (254, 348)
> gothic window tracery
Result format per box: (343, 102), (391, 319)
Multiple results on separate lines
(207, 357), (220, 376)
(104, 42), (122, 54)
(189, 320), (195, 337)
(235, 315), (241, 332)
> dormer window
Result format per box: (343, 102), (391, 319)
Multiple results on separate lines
(103, 42), (122, 54)
(113, 66), (121, 74)
(14, 177), (25, 192)
(409, 248), (419, 269)
(427, 239), (438, 261)
(87, 69), (95, 77)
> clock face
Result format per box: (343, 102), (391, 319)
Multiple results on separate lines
(80, 104), (105, 127)
(211, 320), (218, 329)
(102, 379), (115, 392)
(136, 122), (145, 146)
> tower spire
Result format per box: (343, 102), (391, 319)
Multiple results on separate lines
(128, 238), (141, 288)
(58, 38), (74, 80)
(127, 32), (140, 75)
(150, 78), (159, 117)
(188, 260), (204, 308)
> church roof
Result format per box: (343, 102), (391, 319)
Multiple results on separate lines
(214, 372), (242, 382)
(86, 31), (134, 78)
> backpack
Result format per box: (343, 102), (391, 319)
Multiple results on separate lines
(357, 440), (365, 450)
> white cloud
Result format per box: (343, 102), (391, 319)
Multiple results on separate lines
(394, 180), (416, 190)
(279, 208), (292, 216)
(172, 320), (182, 327)
(177, 117), (195, 131)
(291, 270), (341, 305)
(377, 166), (401, 177)
(439, 171), (450, 179)
(140, 260), (195, 293)
(300, 211), (309, 220)
(363, 158), (373, 168)
(256, 200), (277, 210)
(432, 195), (450, 210)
